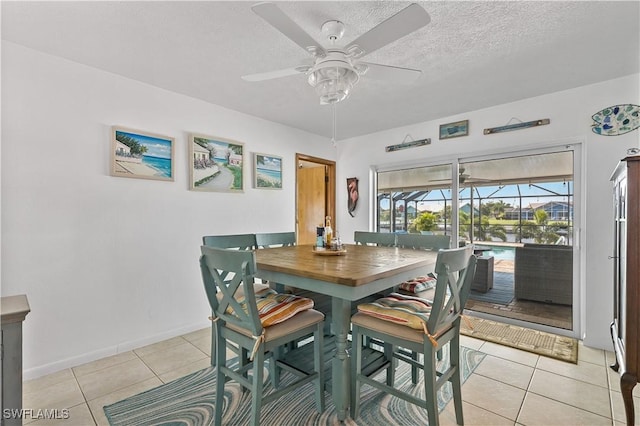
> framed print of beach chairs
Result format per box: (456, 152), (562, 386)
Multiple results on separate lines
(111, 126), (175, 181)
(439, 119), (469, 140)
(254, 153), (282, 189)
(189, 133), (245, 192)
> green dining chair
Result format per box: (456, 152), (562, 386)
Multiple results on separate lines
(395, 234), (452, 374)
(255, 231), (332, 337)
(202, 233), (260, 368)
(354, 231), (397, 247)
(350, 246), (476, 426)
(255, 231), (296, 249)
(202, 233), (257, 250)
(200, 246), (325, 426)
(255, 231), (296, 292)
(353, 231), (403, 349)
(396, 233), (451, 251)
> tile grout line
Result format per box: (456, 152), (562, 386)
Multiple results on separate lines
(605, 357), (620, 423)
(514, 360), (540, 424)
(70, 365), (98, 425)
(475, 341), (615, 424)
(132, 344), (165, 384)
(525, 366), (615, 422)
(134, 337), (210, 385)
(73, 338), (193, 424)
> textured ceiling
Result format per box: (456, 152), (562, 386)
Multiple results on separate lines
(2, 1), (639, 140)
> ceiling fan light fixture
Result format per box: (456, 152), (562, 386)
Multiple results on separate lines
(246, 2), (431, 106)
(307, 59), (359, 105)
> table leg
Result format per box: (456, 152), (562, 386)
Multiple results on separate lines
(331, 297), (351, 421)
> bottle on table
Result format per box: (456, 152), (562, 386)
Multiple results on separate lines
(324, 216), (333, 249)
(316, 225), (324, 248)
(335, 233), (342, 250)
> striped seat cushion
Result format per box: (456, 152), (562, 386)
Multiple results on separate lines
(229, 288), (315, 327)
(398, 273), (437, 293)
(357, 292), (432, 330)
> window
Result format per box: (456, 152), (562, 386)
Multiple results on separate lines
(375, 149), (577, 334)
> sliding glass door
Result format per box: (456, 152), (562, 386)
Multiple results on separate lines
(377, 164), (453, 236)
(375, 146), (579, 336)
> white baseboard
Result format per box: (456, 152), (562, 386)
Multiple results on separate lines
(23, 321), (210, 381)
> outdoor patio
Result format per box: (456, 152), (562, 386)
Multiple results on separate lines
(466, 258), (573, 330)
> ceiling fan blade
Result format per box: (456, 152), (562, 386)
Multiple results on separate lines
(241, 66), (307, 82)
(252, 2), (326, 57)
(346, 3), (430, 59)
(358, 62), (422, 83)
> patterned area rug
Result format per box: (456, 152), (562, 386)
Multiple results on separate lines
(461, 316), (578, 363)
(104, 346), (485, 425)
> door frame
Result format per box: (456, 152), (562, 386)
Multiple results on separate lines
(295, 153), (336, 241)
(458, 143), (582, 338)
(373, 141), (583, 338)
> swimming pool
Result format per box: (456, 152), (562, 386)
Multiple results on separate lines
(480, 246), (515, 261)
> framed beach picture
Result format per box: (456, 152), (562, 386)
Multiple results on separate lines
(253, 153), (282, 189)
(439, 120), (469, 140)
(189, 133), (244, 192)
(111, 126), (175, 181)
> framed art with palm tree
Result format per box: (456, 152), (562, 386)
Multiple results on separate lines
(111, 126), (175, 181)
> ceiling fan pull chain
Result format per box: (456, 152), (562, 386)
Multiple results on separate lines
(332, 103), (337, 146)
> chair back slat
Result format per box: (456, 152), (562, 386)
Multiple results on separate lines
(256, 232), (296, 248)
(354, 231), (396, 247)
(396, 233), (451, 251)
(200, 245), (262, 336)
(202, 233), (257, 250)
(428, 246), (476, 336)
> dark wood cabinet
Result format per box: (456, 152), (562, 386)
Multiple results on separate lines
(610, 155), (640, 426)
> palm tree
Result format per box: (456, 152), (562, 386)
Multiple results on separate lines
(410, 211), (438, 233)
(521, 209), (561, 243)
(462, 208), (507, 242)
(115, 133), (148, 156)
(475, 217), (507, 242)
(492, 200), (509, 219)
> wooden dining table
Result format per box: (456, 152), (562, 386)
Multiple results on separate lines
(255, 243), (438, 421)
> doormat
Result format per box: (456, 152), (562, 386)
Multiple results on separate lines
(460, 316), (578, 363)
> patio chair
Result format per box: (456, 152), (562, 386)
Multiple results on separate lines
(350, 246), (476, 426)
(514, 243), (572, 305)
(200, 246), (325, 426)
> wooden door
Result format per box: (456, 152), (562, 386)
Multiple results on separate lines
(296, 154), (336, 246)
(297, 165), (326, 245)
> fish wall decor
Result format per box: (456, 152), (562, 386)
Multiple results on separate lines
(591, 104), (639, 136)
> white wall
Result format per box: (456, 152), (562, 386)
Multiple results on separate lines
(3, 39), (638, 378)
(335, 73), (640, 350)
(1, 42), (335, 379)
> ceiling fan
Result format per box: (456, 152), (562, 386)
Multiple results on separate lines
(242, 2), (431, 105)
(429, 167), (494, 185)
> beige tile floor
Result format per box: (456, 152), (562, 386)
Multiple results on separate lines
(22, 328), (640, 425)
